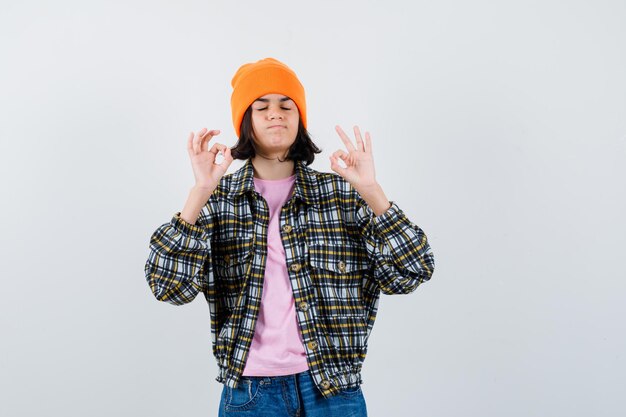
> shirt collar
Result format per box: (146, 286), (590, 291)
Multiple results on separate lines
(227, 159), (320, 206)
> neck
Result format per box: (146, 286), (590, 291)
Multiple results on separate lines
(251, 156), (295, 180)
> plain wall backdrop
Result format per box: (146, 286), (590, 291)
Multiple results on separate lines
(1, 0), (625, 416)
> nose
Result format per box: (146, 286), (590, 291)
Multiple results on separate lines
(267, 108), (284, 120)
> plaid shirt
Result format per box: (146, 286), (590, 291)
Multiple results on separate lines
(144, 158), (435, 398)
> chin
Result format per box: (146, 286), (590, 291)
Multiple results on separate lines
(267, 135), (296, 145)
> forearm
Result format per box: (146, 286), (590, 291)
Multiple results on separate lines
(180, 186), (214, 225)
(355, 183), (391, 217)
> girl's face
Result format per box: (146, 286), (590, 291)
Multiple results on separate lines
(250, 94), (300, 158)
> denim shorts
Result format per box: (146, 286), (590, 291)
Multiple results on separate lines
(218, 369), (367, 417)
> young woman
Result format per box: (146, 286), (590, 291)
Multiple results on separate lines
(145, 57), (435, 417)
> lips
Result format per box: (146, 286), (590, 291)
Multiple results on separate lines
(268, 125), (286, 129)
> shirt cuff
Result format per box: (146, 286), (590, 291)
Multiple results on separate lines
(172, 212), (206, 239)
(371, 201), (403, 234)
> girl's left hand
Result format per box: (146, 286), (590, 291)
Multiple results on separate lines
(330, 125), (378, 190)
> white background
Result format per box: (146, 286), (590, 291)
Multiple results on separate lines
(1, 1), (625, 416)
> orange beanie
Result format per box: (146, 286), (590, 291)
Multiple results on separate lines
(230, 57), (307, 137)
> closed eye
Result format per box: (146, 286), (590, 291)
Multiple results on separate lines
(255, 107), (291, 111)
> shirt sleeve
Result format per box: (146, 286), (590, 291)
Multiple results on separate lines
(355, 195), (435, 295)
(144, 206), (215, 305)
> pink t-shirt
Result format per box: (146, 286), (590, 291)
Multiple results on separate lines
(241, 173), (309, 376)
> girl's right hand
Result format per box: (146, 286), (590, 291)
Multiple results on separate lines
(186, 128), (234, 192)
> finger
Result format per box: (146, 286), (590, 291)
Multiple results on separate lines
(198, 129), (214, 153)
(196, 127), (207, 149)
(214, 143), (231, 165)
(353, 125), (364, 152)
(208, 143), (230, 164)
(222, 146), (234, 165)
(329, 155), (348, 177)
(335, 125), (356, 151)
(194, 128), (207, 154)
(365, 131), (372, 154)
(201, 129), (220, 153)
(208, 142), (221, 156)
(331, 149), (356, 168)
(331, 149), (349, 162)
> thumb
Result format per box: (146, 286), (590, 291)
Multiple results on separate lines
(329, 155), (348, 178)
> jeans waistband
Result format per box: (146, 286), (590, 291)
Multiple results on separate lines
(239, 369), (310, 384)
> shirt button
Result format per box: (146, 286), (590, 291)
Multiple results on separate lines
(290, 263), (301, 272)
(298, 301), (309, 311)
(282, 224), (293, 233)
(337, 260), (346, 273)
(307, 340), (318, 350)
(224, 255), (231, 264)
(320, 380), (331, 389)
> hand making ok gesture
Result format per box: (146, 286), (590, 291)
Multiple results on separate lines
(330, 125), (391, 216)
(330, 125), (378, 190)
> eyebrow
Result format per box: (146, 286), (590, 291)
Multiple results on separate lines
(253, 96), (292, 103)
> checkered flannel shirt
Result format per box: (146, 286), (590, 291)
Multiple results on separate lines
(144, 158), (435, 398)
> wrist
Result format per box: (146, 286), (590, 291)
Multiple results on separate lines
(191, 184), (216, 197)
(355, 181), (382, 194)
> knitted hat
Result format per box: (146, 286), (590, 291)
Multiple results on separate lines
(230, 57), (307, 137)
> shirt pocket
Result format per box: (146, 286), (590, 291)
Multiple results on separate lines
(212, 235), (254, 310)
(307, 239), (371, 318)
